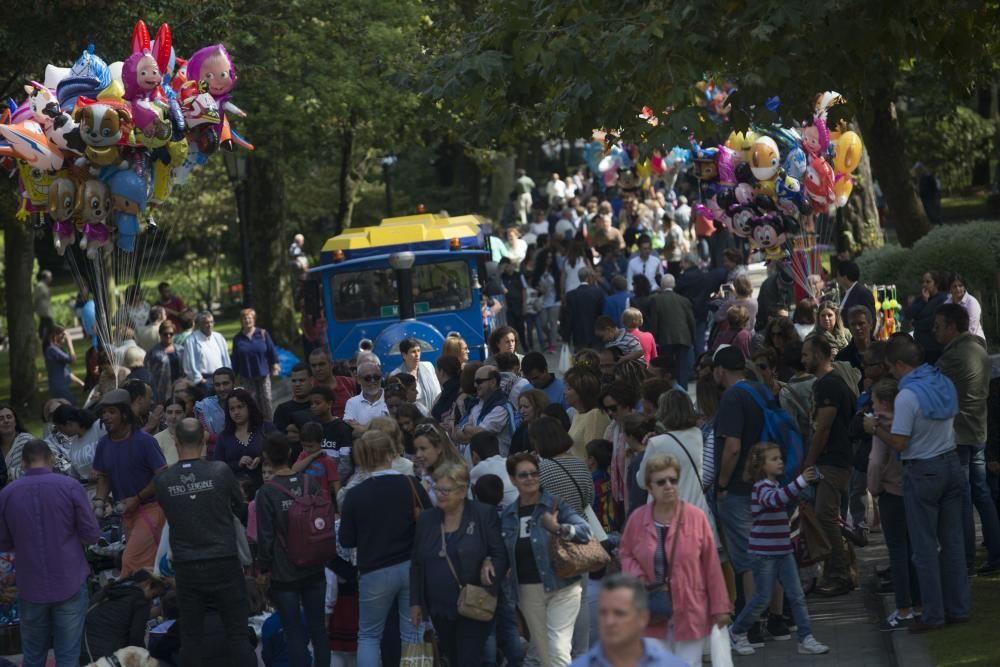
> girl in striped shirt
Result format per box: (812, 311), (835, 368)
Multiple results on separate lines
(729, 443), (830, 656)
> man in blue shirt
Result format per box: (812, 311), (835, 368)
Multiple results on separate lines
(572, 574), (686, 667)
(521, 352), (566, 407)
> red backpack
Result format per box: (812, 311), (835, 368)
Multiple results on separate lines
(268, 475), (338, 568)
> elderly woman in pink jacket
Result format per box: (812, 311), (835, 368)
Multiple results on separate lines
(619, 453), (731, 666)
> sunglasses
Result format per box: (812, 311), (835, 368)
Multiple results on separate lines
(515, 470), (540, 480)
(414, 423), (438, 435)
(362, 374), (382, 383)
(652, 476), (679, 487)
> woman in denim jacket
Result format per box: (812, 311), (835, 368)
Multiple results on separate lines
(501, 452), (591, 667)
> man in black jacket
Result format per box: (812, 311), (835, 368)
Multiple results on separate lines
(564, 268), (606, 348)
(675, 253), (727, 357)
(154, 418), (256, 667)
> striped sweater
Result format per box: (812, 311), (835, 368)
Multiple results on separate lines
(748, 475), (808, 555)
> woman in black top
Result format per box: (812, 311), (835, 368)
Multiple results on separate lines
(410, 462), (508, 666)
(339, 429), (431, 665)
(255, 433), (330, 667)
(81, 570), (166, 663)
(533, 416), (594, 514)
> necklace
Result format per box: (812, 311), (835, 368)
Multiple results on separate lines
(236, 429), (254, 446)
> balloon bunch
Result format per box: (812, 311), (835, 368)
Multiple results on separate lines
(873, 285), (900, 340)
(686, 92), (862, 260)
(0, 20), (252, 258)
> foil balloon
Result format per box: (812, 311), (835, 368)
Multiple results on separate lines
(725, 130), (758, 165)
(48, 177), (76, 255)
(776, 173), (809, 217)
(76, 179), (112, 259)
(72, 97), (131, 168)
(0, 120), (65, 171)
(783, 146), (807, 180)
(833, 131), (862, 174)
(108, 169), (147, 252)
(804, 155), (836, 213)
(834, 174), (853, 207)
(716, 145), (737, 188)
(57, 45), (111, 111)
(728, 204), (755, 238)
(749, 136), (781, 182)
(14, 161), (54, 220)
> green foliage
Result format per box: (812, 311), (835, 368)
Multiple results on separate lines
(904, 106), (996, 194)
(857, 220), (1000, 342)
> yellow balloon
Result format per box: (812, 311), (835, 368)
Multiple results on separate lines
(834, 131), (862, 174)
(636, 159), (652, 181)
(757, 178), (777, 198)
(834, 175), (853, 207)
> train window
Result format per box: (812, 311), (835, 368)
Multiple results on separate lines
(329, 261), (473, 321)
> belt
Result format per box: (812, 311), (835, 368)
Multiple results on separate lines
(902, 449), (957, 466)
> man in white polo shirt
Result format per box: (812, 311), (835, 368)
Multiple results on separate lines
(344, 361), (389, 438)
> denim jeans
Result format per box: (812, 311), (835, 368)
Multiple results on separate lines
(19, 583), (88, 667)
(718, 493), (753, 576)
(877, 493), (921, 610)
(357, 560), (422, 667)
(173, 557), (257, 667)
(271, 573), (330, 667)
(731, 554), (812, 640)
(524, 314), (547, 351)
(903, 451), (969, 626)
(958, 445), (1000, 568)
(484, 591), (524, 667)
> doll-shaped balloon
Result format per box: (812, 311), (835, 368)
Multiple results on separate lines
(728, 203), (756, 238)
(123, 21), (174, 141)
(48, 177), (77, 255)
(801, 116), (829, 158)
(804, 155), (836, 214)
(716, 145), (738, 189)
(108, 169), (146, 252)
(72, 97), (131, 169)
(186, 44), (242, 147)
(76, 179), (112, 259)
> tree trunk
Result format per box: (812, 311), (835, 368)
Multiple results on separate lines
(860, 91), (930, 247)
(335, 118), (356, 234)
(244, 155), (297, 349)
(838, 123), (883, 255)
(490, 153), (516, 222)
(3, 209), (39, 413)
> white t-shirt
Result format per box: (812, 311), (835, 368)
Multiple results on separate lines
(470, 455), (519, 507)
(343, 391), (390, 427)
(890, 387), (956, 460)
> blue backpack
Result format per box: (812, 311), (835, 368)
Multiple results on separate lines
(736, 381), (805, 484)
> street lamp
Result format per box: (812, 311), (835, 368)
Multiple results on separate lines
(382, 155), (397, 217)
(223, 150), (254, 307)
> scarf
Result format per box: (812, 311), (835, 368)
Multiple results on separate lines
(899, 363), (959, 420)
(476, 388), (511, 427)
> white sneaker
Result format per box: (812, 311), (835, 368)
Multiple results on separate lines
(798, 635), (830, 655)
(730, 628), (756, 656)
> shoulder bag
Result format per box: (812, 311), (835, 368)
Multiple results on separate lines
(440, 522), (497, 621)
(648, 501), (684, 622)
(407, 475), (426, 522)
(548, 496), (611, 579)
(549, 457), (608, 542)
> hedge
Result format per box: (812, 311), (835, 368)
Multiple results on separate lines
(855, 220), (1000, 344)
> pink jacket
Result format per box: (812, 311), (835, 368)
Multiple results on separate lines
(620, 502), (730, 641)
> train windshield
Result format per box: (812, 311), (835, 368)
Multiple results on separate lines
(329, 260), (473, 321)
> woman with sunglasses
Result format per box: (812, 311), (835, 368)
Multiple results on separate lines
(620, 453), (730, 667)
(409, 461), (507, 667)
(749, 348), (784, 399)
(501, 452), (592, 667)
(145, 320), (182, 402)
(413, 422), (465, 504)
(762, 316), (800, 382)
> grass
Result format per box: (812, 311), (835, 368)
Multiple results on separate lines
(925, 575), (1000, 666)
(942, 193), (989, 221)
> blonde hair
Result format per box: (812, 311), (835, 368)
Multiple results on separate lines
(431, 461), (471, 488)
(622, 307), (643, 329)
(239, 308), (257, 321)
(355, 430), (396, 471)
(368, 416), (404, 457)
(643, 453), (682, 487)
(743, 442), (781, 482)
(442, 335), (466, 359)
(413, 423), (465, 474)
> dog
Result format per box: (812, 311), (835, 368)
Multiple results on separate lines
(85, 645), (160, 667)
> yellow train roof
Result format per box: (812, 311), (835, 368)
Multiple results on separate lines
(321, 214), (488, 253)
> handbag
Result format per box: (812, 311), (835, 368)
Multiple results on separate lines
(407, 476), (427, 523)
(647, 501), (684, 623)
(548, 457), (607, 541)
(440, 523), (498, 621)
(548, 498), (611, 579)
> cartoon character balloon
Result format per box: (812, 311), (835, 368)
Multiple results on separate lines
(108, 169), (147, 251)
(76, 179), (112, 259)
(749, 136), (781, 182)
(48, 177), (76, 254)
(833, 131), (862, 174)
(804, 155), (836, 213)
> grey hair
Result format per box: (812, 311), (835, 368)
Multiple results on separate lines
(681, 252), (699, 266)
(356, 351), (381, 368)
(195, 310), (214, 326)
(660, 274), (676, 290)
(601, 573), (649, 612)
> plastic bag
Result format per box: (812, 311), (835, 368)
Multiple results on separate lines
(710, 624), (734, 667)
(558, 343), (572, 374)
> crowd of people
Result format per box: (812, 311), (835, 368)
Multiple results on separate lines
(1, 170), (998, 667)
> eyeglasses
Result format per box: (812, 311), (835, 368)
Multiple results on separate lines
(515, 471), (540, 480)
(652, 476), (679, 487)
(603, 403), (620, 414)
(362, 374), (382, 383)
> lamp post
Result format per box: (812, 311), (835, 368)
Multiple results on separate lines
(382, 155), (397, 217)
(223, 150), (254, 307)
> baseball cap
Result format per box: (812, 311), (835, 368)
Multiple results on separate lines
(712, 345), (745, 372)
(99, 388), (132, 406)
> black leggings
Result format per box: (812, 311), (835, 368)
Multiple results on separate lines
(431, 612), (494, 667)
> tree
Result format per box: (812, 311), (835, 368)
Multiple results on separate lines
(426, 0), (999, 247)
